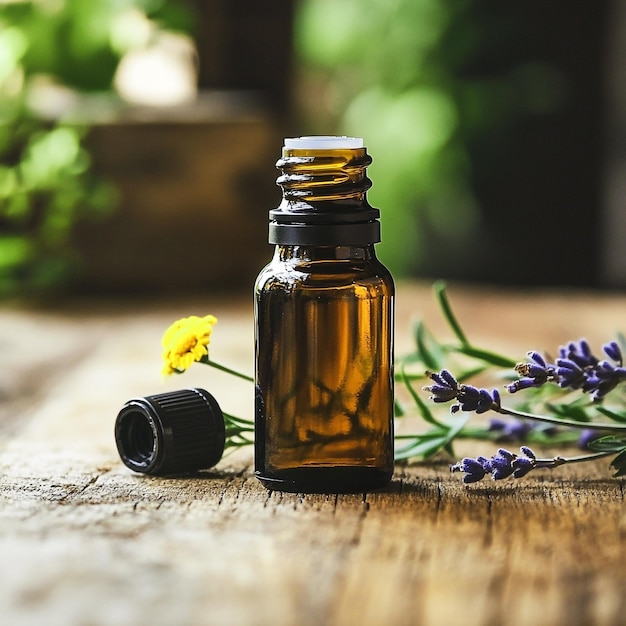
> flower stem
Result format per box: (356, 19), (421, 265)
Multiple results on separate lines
(203, 358), (254, 383)
(223, 411), (254, 429)
(496, 405), (626, 432)
(533, 450), (615, 469)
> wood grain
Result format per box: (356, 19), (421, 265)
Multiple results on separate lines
(1, 283), (625, 626)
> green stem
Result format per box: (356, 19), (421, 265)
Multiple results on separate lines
(533, 450), (615, 468)
(497, 405), (626, 431)
(204, 358), (254, 383)
(223, 412), (254, 428)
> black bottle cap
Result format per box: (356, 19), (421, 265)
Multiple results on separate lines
(268, 219), (380, 245)
(114, 388), (226, 476)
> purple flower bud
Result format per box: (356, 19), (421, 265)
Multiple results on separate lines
(520, 446), (536, 460)
(423, 370), (460, 403)
(492, 466), (515, 480)
(496, 448), (515, 461)
(488, 418), (508, 431)
(527, 364), (548, 377)
(440, 369), (458, 387)
(491, 388), (501, 406)
(512, 457), (534, 478)
(555, 360), (580, 373)
(603, 341), (622, 364)
(556, 359), (586, 389)
(476, 456), (492, 471)
(476, 389), (495, 414)
(510, 350), (556, 392)
(507, 377), (539, 393)
(528, 351), (546, 367)
(488, 418), (532, 442)
(578, 429), (600, 449)
(597, 360), (614, 374)
(560, 339), (598, 369)
(490, 449), (516, 480)
(450, 457), (488, 483)
(454, 384), (500, 414)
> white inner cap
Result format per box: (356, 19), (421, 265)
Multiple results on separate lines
(284, 136), (364, 149)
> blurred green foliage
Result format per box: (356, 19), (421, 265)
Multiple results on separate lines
(0, 0), (194, 298)
(294, 0), (564, 277)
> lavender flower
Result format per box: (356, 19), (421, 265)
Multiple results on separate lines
(576, 425), (620, 450)
(488, 418), (560, 442)
(554, 357), (587, 390)
(512, 457), (534, 478)
(488, 417), (532, 441)
(578, 429), (600, 449)
(588, 358), (626, 401)
(490, 448), (517, 479)
(450, 446), (538, 482)
(424, 370), (501, 414)
(449, 456), (491, 483)
(508, 339), (626, 402)
(556, 339), (626, 401)
(603, 341), (622, 363)
(559, 339), (598, 369)
(508, 351), (557, 393)
(425, 369), (460, 403)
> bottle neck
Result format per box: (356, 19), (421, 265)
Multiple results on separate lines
(269, 146), (381, 247)
(274, 245), (376, 263)
(276, 148), (372, 204)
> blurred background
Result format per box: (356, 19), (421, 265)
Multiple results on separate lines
(0, 0), (624, 298)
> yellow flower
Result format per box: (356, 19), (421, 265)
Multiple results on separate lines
(161, 314), (218, 376)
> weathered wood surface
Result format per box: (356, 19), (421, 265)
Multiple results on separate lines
(1, 282), (625, 626)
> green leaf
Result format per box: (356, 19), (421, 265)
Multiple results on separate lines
(397, 352), (424, 365)
(456, 364), (489, 383)
(443, 440), (455, 457)
(393, 368), (427, 381)
(545, 401), (592, 423)
(452, 344), (517, 368)
(609, 448), (626, 477)
(595, 406), (626, 424)
(433, 280), (468, 346)
(395, 414), (468, 460)
(588, 436), (626, 453)
(395, 432), (451, 460)
(413, 319), (443, 371)
(400, 365), (446, 428)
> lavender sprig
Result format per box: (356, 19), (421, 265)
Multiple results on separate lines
(426, 369), (501, 414)
(507, 339), (626, 401)
(397, 282), (626, 476)
(450, 446), (615, 483)
(424, 368), (626, 479)
(424, 369), (626, 433)
(507, 350), (558, 392)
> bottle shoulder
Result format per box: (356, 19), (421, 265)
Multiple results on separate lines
(255, 256), (394, 295)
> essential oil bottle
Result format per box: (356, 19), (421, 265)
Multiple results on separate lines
(254, 136), (394, 493)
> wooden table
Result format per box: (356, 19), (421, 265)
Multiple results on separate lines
(1, 282), (625, 626)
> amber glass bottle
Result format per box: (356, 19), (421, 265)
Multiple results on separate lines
(254, 136), (394, 493)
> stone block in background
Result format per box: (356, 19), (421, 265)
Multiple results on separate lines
(73, 94), (280, 295)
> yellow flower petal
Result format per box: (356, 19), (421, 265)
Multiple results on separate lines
(161, 314), (218, 375)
